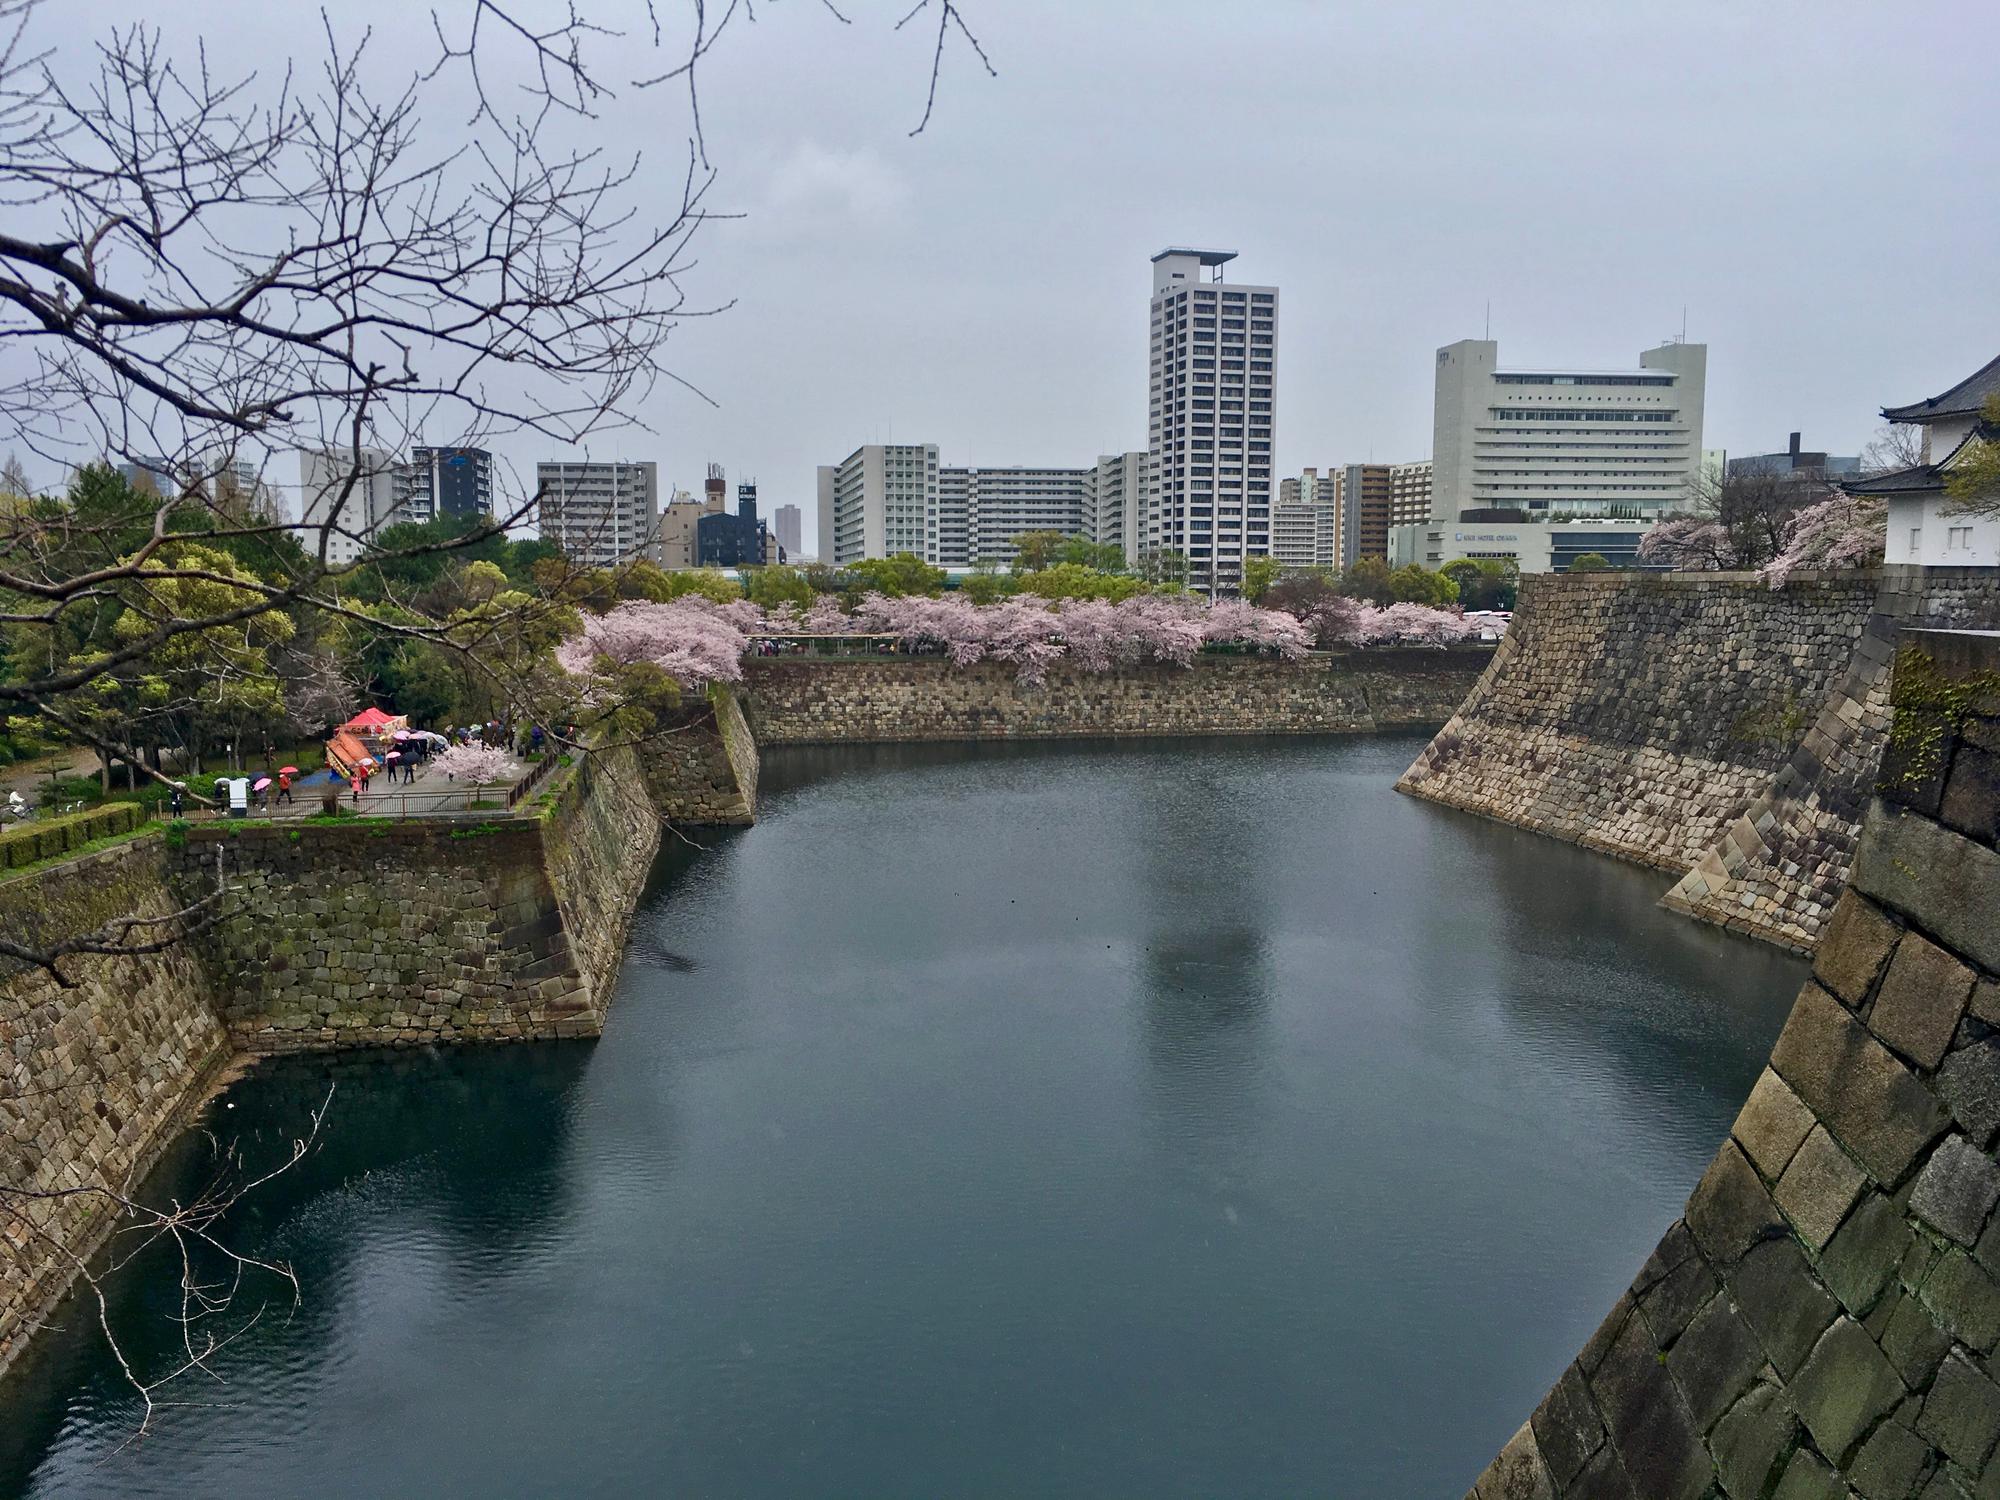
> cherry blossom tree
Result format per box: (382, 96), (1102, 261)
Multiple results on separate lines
(557, 600), (751, 689)
(1344, 603), (1483, 647)
(1761, 494), (1886, 589)
(1638, 518), (1736, 571)
(431, 742), (516, 794)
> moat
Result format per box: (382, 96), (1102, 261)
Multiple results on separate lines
(1, 734), (1804, 1498)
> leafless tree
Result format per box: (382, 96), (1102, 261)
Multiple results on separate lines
(0, 0), (989, 1422)
(1859, 421), (1925, 476)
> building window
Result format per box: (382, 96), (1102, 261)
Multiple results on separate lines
(1948, 526), (1974, 550)
(1910, 527), (1923, 552)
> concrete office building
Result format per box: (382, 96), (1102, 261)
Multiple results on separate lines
(1340, 463), (1393, 567)
(1147, 248), (1279, 596)
(536, 459), (658, 568)
(772, 504), (802, 561)
(1431, 338), (1707, 521)
(1390, 516), (1661, 573)
(654, 485), (715, 569)
(296, 446), (404, 565)
(398, 446), (493, 523)
(1728, 432), (1860, 481)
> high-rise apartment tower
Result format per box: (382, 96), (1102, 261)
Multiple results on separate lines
(1147, 248), (1279, 596)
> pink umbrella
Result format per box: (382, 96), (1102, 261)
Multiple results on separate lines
(392, 730), (411, 740)
(384, 751), (401, 761)
(253, 777), (272, 791)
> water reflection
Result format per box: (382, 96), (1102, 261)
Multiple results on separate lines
(5, 734), (1806, 1500)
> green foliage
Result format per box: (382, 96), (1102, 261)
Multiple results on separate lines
(1135, 547), (1189, 588)
(1340, 555), (1394, 606)
(1942, 393), (2000, 518)
(746, 565), (816, 611)
(847, 552), (946, 597)
(1566, 552), (1613, 572)
(1015, 563), (1146, 602)
(959, 559), (1010, 604)
(1241, 556), (1280, 603)
(1883, 646), (2000, 794)
(1387, 564), (1459, 607)
(1439, 558), (1518, 611)
(1729, 692), (1808, 746)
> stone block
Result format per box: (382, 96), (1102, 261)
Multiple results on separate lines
(1664, 1288), (1764, 1433)
(1815, 893), (1902, 1007)
(1973, 981), (2000, 1029)
(1917, 1352), (2000, 1471)
(1771, 1447), (1844, 1500)
(1585, 1306), (1710, 1500)
(1688, 1142), (1786, 1265)
(1849, 1419), (1934, 1500)
(1787, 1314), (1910, 1464)
(1730, 1235), (1840, 1378)
(1771, 982), (1951, 1185)
(1937, 1040), (2000, 1149)
(1471, 1423), (1555, 1500)
(1709, 1383), (1796, 1500)
(1634, 1227), (1719, 1348)
(1876, 1288), (1954, 1389)
(1942, 742), (2000, 844)
(1919, 1250), (2000, 1352)
(1909, 1135), (2000, 1246)
(1776, 1124), (1868, 1250)
(1527, 1361), (1605, 1489)
(1851, 803), (2000, 975)
(1734, 1067), (1818, 1179)
(1564, 1440), (1637, 1500)
(1872, 933), (1977, 1070)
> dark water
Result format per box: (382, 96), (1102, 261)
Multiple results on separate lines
(3, 735), (1804, 1498)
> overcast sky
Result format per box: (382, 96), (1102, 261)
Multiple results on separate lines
(45, 1), (2000, 553)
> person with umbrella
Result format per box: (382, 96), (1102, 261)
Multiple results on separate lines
(253, 774), (272, 812)
(277, 766), (297, 805)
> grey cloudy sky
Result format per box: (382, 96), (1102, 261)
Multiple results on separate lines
(49, 1), (2000, 554)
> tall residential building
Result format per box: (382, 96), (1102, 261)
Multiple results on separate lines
(296, 446), (403, 565)
(1389, 461), (1433, 529)
(1271, 467), (1341, 571)
(1340, 463), (1393, 567)
(772, 503), (803, 560)
(397, 446), (494, 524)
(536, 459), (659, 568)
(1089, 452), (1150, 566)
(1147, 248), (1279, 596)
(817, 444), (1148, 567)
(817, 444), (939, 566)
(1431, 338), (1707, 521)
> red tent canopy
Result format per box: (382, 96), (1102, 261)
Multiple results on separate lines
(341, 706), (398, 731)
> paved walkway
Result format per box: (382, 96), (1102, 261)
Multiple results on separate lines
(211, 755), (536, 820)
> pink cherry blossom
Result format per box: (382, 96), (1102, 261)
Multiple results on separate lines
(1761, 494), (1885, 589)
(557, 599), (750, 688)
(431, 742), (516, 786)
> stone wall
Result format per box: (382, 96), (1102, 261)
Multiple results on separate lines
(1467, 629), (2000, 1500)
(170, 750), (658, 1053)
(1400, 569), (2000, 951)
(739, 650), (1488, 745)
(0, 745), (663, 1379)
(0, 840), (231, 1379)
(640, 687), (758, 824)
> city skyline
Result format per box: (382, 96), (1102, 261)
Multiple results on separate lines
(20, 0), (1992, 562)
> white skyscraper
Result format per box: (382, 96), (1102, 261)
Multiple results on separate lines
(816, 444), (939, 566)
(1147, 248), (1279, 596)
(536, 460), (659, 568)
(1430, 339), (1707, 522)
(772, 503), (803, 560)
(296, 446), (404, 565)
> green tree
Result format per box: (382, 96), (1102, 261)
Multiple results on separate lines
(1008, 530), (1070, 573)
(1136, 547), (1190, 588)
(1055, 536), (1129, 573)
(959, 558), (1013, 604)
(1566, 553), (1612, 572)
(1241, 556), (1280, 603)
(1388, 564), (1459, 607)
(1943, 393), (2000, 517)
(747, 565), (816, 611)
(1440, 558), (1518, 611)
(1340, 555), (1395, 606)
(1015, 563), (1145, 602)
(848, 553), (946, 597)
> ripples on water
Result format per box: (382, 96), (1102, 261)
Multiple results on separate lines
(3, 734), (1804, 1498)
